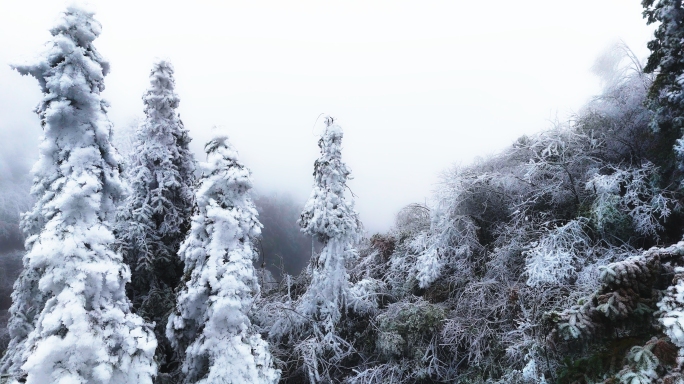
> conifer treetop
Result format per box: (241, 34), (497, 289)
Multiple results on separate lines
(300, 116), (361, 243)
(117, 58), (195, 267)
(143, 60), (180, 123)
(17, 4), (110, 97)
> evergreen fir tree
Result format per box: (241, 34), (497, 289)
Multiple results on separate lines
(166, 134), (279, 384)
(298, 115), (361, 332)
(0, 6), (157, 383)
(264, 116), (361, 382)
(114, 60), (195, 380)
(642, 0), (684, 172)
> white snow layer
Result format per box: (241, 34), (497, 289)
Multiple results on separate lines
(167, 135), (280, 383)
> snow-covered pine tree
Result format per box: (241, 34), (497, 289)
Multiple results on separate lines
(642, 0), (684, 167)
(166, 134), (279, 384)
(114, 60), (195, 379)
(0, 5), (157, 383)
(298, 116), (361, 332)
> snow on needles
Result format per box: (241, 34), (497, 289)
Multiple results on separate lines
(113, 59), (196, 378)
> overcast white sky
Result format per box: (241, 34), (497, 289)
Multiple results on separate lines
(0, 0), (656, 233)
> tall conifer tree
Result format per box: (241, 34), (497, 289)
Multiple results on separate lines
(642, 0), (684, 172)
(0, 6), (157, 383)
(166, 134), (279, 384)
(114, 60), (195, 380)
(298, 116), (361, 332)
(266, 116), (362, 382)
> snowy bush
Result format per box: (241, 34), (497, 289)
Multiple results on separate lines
(658, 264), (684, 352)
(524, 218), (591, 287)
(347, 277), (383, 315)
(375, 299), (445, 361)
(408, 171), (486, 289)
(615, 344), (660, 384)
(587, 162), (679, 238)
(394, 203), (430, 237)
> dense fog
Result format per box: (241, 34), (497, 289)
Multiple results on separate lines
(0, 130), (33, 353)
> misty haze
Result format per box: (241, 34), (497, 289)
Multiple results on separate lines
(3, 1), (684, 383)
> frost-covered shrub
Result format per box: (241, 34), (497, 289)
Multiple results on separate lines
(544, 242), (684, 382)
(615, 344), (660, 383)
(334, 298), (449, 384)
(369, 234), (396, 261)
(518, 127), (600, 215)
(587, 162), (679, 239)
(347, 277), (384, 316)
(578, 43), (656, 164)
(483, 357), (547, 384)
(524, 218), (591, 287)
(407, 171), (488, 289)
(293, 326), (355, 384)
(657, 262), (684, 356)
(547, 249), (662, 341)
(550, 300), (599, 341)
(394, 203), (430, 237)
(375, 299), (445, 361)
